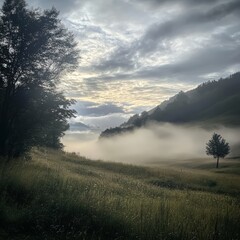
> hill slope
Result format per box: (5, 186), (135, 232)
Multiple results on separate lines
(0, 148), (240, 239)
(101, 72), (240, 138)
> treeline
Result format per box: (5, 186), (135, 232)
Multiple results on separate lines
(0, 0), (79, 158)
(101, 73), (240, 138)
(148, 72), (240, 123)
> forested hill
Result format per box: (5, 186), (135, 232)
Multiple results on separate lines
(100, 72), (240, 138)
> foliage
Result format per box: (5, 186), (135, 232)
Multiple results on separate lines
(206, 133), (230, 168)
(0, 148), (240, 239)
(0, 0), (79, 157)
(101, 73), (240, 137)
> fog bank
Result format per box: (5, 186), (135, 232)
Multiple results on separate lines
(62, 123), (240, 164)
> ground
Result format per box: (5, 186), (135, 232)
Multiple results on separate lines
(0, 148), (239, 239)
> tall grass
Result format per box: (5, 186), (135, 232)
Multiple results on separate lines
(0, 148), (239, 239)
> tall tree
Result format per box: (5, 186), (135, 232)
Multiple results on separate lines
(206, 133), (230, 168)
(0, 0), (79, 157)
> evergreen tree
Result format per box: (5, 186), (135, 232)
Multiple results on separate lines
(206, 133), (230, 168)
(0, 0), (79, 157)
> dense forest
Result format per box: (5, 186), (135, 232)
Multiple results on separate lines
(101, 73), (240, 138)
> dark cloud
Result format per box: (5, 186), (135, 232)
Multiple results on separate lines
(138, 0), (240, 54)
(79, 113), (130, 131)
(134, 0), (220, 7)
(95, 45), (138, 71)
(70, 101), (129, 131)
(73, 101), (125, 117)
(95, 0), (240, 72)
(1, 0), (239, 115)
(0, 0), (80, 14)
(86, 36), (240, 85)
(135, 46), (240, 81)
(30, 0), (83, 14)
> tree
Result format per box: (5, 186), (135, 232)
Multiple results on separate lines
(0, 0), (79, 158)
(206, 133), (230, 168)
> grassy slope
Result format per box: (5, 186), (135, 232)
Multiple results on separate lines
(0, 148), (240, 240)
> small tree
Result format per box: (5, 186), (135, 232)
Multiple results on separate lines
(206, 133), (230, 168)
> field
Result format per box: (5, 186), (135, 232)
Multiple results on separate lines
(0, 148), (240, 240)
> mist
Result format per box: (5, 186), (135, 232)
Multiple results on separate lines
(62, 123), (240, 164)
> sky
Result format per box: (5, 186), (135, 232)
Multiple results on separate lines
(1, 0), (240, 131)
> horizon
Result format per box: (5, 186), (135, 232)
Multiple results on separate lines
(1, 1), (240, 238)
(1, 0), (240, 160)
(1, 0), (239, 133)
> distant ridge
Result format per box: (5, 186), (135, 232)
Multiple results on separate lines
(100, 72), (240, 138)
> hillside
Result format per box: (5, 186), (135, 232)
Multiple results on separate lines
(100, 72), (240, 138)
(0, 148), (240, 239)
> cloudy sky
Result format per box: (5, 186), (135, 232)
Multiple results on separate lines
(1, 0), (240, 131)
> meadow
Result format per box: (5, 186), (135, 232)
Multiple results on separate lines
(0, 148), (239, 240)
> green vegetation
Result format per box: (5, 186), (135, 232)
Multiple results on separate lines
(101, 72), (240, 138)
(0, 0), (79, 157)
(0, 148), (239, 239)
(206, 133), (230, 168)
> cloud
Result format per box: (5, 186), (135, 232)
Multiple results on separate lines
(132, 44), (240, 81)
(1, 0), (239, 119)
(133, 0), (220, 8)
(137, 0), (240, 55)
(27, 0), (84, 14)
(90, 20), (240, 86)
(63, 123), (240, 163)
(74, 113), (131, 131)
(69, 101), (130, 131)
(85, 43), (240, 85)
(73, 101), (125, 117)
(95, 0), (240, 72)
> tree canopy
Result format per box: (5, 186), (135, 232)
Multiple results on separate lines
(0, 0), (79, 157)
(206, 133), (230, 168)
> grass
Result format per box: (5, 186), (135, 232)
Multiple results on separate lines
(0, 148), (240, 239)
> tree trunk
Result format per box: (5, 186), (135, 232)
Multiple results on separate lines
(216, 156), (219, 168)
(0, 82), (14, 156)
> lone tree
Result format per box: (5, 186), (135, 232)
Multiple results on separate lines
(0, 0), (79, 158)
(206, 133), (230, 168)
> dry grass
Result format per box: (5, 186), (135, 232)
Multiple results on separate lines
(0, 148), (239, 239)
